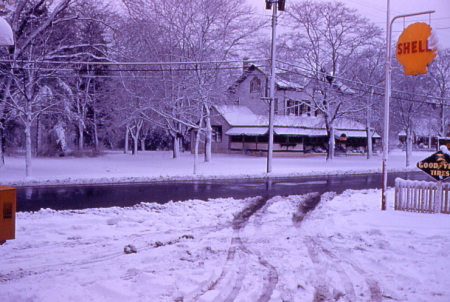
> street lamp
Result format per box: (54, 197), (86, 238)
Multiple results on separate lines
(0, 16), (13, 46)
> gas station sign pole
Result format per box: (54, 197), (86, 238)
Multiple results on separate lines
(382, 7), (436, 210)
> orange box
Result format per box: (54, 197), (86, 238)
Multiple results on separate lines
(0, 186), (16, 243)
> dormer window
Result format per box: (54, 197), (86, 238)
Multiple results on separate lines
(250, 76), (261, 93)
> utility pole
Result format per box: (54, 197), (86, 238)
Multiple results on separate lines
(381, 0), (391, 211)
(265, 0), (284, 173)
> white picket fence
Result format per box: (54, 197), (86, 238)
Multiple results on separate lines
(395, 178), (450, 214)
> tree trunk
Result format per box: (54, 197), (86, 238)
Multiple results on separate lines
(0, 124), (4, 165)
(36, 115), (42, 156)
(172, 135), (180, 158)
(55, 121), (67, 156)
(124, 127), (129, 154)
(440, 103), (446, 136)
(93, 110), (99, 151)
(140, 137), (145, 151)
(204, 106), (212, 162)
(0, 76), (12, 167)
(366, 127), (373, 159)
(366, 90), (373, 159)
(405, 127), (413, 167)
(133, 135), (138, 155)
(25, 101), (32, 177)
(129, 120), (142, 155)
(327, 126), (335, 160)
(78, 121), (84, 151)
(193, 129), (201, 174)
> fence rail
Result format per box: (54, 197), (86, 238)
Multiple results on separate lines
(395, 178), (450, 214)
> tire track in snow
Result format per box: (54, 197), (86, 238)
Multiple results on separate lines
(0, 222), (231, 284)
(293, 192), (382, 302)
(192, 196), (279, 302)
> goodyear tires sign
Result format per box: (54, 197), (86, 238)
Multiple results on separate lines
(417, 151), (450, 181)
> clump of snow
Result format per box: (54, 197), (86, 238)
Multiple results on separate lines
(1, 190), (449, 301)
(123, 244), (137, 254)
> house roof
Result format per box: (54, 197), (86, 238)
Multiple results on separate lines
(228, 65), (304, 93)
(215, 105), (380, 138)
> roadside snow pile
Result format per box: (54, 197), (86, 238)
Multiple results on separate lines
(1, 190), (450, 301)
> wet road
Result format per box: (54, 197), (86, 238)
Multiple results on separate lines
(16, 172), (430, 212)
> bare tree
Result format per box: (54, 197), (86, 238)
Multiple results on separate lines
(120, 0), (264, 162)
(281, 0), (382, 160)
(428, 48), (450, 137)
(347, 44), (385, 158)
(0, 0), (75, 176)
(391, 74), (432, 167)
(0, 0), (116, 175)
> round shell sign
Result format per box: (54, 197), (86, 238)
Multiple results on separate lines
(396, 22), (437, 76)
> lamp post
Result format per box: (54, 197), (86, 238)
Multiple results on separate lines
(265, 0), (284, 173)
(0, 16), (13, 46)
(381, 2), (435, 210)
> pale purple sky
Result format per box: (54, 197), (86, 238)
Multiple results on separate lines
(250, 0), (450, 48)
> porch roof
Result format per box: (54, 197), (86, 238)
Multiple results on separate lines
(274, 127), (326, 136)
(336, 130), (380, 138)
(225, 127), (268, 136)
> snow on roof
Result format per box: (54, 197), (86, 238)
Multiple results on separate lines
(273, 114), (324, 128)
(0, 17), (13, 46)
(216, 105), (377, 137)
(226, 127), (268, 136)
(276, 78), (304, 90)
(336, 130), (370, 138)
(214, 105), (267, 126)
(274, 127), (326, 136)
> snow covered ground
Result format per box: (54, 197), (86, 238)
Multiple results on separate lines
(0, 150), (425, 186)
(1, 150), (449, 302)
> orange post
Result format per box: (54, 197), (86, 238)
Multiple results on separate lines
(0, 186), (16, 245)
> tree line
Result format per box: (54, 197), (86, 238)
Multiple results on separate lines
(0, 0), (448, 175)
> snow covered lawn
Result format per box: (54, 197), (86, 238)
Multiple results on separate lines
(0, 150), (425, 186)
(1, 189), (449, 302)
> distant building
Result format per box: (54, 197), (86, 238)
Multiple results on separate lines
(197, 64), (380, 156)
(397, 118), (439, 151)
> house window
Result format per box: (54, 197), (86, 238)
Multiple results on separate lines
(287, 99), (312, 116)
(287, 100), (301, 116)
(212, 126), (222, 143)
(299, 101), (311, 115)
(250, 76), (261, 93)
(230, 135), (243, 142)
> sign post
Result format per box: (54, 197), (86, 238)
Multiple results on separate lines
(381, 9), (435, 211)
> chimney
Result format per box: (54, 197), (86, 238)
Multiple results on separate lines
(243, 57), (250, 72)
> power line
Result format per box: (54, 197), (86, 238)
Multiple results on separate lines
(0, 57), (447, 104)
(276, 60), (449, 104)
(0, 58), (269, 66)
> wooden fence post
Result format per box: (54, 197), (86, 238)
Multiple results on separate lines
(435, 180), (442, 214)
